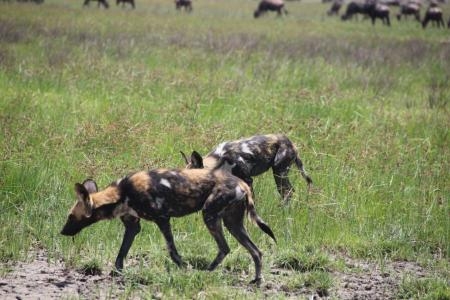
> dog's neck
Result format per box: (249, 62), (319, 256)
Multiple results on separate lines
(91, 185), (120, 208)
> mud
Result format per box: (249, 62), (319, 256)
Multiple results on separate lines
(0, 249), (431, 299)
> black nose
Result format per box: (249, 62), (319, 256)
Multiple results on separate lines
(60, 227), (77, 236)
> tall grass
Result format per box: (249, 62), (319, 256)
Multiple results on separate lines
(0, 0), (449, 297)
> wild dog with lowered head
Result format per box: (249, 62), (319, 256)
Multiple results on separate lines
(181, 134), (312, 202)
(60, 162), (276, 284)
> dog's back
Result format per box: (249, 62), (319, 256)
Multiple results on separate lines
(183, 134), (312, 202)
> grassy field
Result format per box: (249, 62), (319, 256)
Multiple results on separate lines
(0, 0), (449, 298)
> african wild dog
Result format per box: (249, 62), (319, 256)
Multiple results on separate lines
(60, 161), (276, 284)
(181, 134), (312, 202)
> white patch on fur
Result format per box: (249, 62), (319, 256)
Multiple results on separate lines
(160, 178), (171, 189)
(214, 142), (227, 156)
(241, 143), (253, 155)
(155, 197), (164, 209)
(235, 186), (245, 200)
(237, 156), (246, 164)
(115, 178), (123, 185)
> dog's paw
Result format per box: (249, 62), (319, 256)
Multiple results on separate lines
(249, 278), (262, 286)
(109, 268), (123, 277)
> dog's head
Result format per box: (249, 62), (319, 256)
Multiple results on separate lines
(60, 179), (99, 236)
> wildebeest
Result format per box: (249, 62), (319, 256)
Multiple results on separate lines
(341, 1), (369, 20)
(254, 0), (288, 18)
(175, 0), (192, 11)
(422, 4), (445, 28)
(327, 0), (343, 16)
(181, 134), (312, 202)
(378, 0), (400, 6)
(117, 0), (134, 8)
(396, 2), (421, 22)
(16, 0), (44, 3)
(60, 161), (276, 284)
(448, 16), (450, 28)
(342, 0), (390, 26)
(83, 0), (109, 8)
(366, 2), (391, 26)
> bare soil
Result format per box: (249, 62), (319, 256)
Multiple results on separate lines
(0, 249), (431, 299)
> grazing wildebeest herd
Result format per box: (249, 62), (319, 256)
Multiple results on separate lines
(338, 0), (449, 28)
(11, 0), (450, 29)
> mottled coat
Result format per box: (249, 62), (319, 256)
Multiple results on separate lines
(61, 165), (275, 283)
(182, 134), (312, 202)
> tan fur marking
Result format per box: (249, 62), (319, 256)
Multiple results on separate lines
(180, 168), (209, 182)
(70, 201), (87, 220)
(130, 171), (150, 193)
(203, 156), (218, 169)
(91, 186), (120, 208)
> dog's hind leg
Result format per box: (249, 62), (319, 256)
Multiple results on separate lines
(114, 215), (141, 272)
(155, 217), (185, 267)
(202, 212), (230, 270)
(202, 190), (234, 270)
(223, 203), (263, 285)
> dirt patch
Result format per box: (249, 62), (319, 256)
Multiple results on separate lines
(257, 255), (430, 299)
(0, 250), (126, 300)
(0, 250), (431, 299)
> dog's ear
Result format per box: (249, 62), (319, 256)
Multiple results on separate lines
(190, 151), (204, 168)
(75, 182), (94, 217)
(180, 151), (189, 165)
(82, 179), (98, 194)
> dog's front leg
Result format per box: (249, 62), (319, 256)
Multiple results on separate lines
(113, 215), (141, 274)
(155, 217), (185, 267)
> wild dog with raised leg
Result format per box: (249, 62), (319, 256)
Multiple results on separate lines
(181, 134), (312, 203)
(60, 161), (276, 284)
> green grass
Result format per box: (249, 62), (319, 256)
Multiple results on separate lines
(0, 0), (449, 298)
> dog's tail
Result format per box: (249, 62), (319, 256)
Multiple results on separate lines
(294, 155), (313, 188)
(242, 183), (276, 243)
